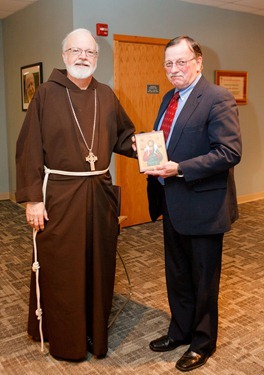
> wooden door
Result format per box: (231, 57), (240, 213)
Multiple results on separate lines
(114, 35), (172, 227)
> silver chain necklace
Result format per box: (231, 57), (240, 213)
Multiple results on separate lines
(66, 88), (97, 171)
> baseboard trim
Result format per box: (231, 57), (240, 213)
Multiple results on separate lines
(0, 192), (10, 200)
(237, 192), (264, 204)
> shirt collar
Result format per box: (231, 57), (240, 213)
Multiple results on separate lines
(175, 73), (202, 99)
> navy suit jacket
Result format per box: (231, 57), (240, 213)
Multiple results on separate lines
(147, 75), (242, 235)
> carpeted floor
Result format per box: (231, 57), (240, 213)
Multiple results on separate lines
(0, 199), (263, 374)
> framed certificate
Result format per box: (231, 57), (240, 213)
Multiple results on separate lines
(215, 70), (248, 104)
(135, 131), (168, 172)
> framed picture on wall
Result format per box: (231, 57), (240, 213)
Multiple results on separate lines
(215, 70), (248, 104)
(20, 62), (43, 111)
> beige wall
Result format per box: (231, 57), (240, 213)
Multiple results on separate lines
(0, 22), (8, 198)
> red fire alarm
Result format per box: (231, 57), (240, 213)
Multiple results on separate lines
(96, 23), (108, 36)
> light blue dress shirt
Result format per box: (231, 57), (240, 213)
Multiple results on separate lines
(158, 74), (202, 147)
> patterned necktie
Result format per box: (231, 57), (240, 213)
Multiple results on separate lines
(160, 91), (180, 142)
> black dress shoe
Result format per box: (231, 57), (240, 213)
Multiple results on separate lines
(149, 335), (189, 352)
(176, 350), (214, 372)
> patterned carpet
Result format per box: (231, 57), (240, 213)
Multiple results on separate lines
(0, 199), (264, 374)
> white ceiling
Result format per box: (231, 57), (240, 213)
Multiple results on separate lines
(0, 0), (264, 19)
(177, 0), (264, 16)
(0, 0), (38, 19)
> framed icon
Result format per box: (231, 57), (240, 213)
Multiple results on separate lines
(135, 131), (168, 172)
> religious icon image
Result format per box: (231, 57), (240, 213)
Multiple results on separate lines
(135, 131), (168, 172)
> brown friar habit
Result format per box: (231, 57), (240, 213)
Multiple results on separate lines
(16, 69), (136, 361)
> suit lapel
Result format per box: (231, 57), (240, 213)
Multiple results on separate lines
(167, 76), (206, 155)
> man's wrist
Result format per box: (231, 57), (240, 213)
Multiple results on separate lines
(177, 167), (184, 177)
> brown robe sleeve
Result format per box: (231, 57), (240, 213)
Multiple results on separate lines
(113, 94), (136, 157)
(16, 95), (44, 203)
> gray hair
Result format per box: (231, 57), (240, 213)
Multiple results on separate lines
(165, 36), (202, 58)
(62, 28), (99, 52)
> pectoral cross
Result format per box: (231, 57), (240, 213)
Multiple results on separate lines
(86, 151), (98, 171)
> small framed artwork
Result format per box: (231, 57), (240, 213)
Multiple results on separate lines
(21, 62), (43, 111)
(215, 70), (248, 104)
(135, 131), (168, 172)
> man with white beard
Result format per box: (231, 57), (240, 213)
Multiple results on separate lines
(16, 28), (136, 362)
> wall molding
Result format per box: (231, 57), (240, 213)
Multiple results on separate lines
(0, 192), (10, 200)
(237, 191), (264, 204)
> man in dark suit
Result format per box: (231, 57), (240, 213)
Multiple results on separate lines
(145, 36), (242, 372)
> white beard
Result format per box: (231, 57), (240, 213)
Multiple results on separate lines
(66, 61), (97, 79)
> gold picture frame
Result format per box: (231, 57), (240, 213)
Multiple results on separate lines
(135, 131), (168, 173)
(215, 70), (248, 104)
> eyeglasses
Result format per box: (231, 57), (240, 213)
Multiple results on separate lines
(64, 47), (98, 58)
(164, 58), (196, 70)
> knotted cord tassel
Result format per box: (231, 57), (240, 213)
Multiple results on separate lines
(32, 261), (40, 272)
(32, 229), (44, 352)
(35, 308), (43, 319)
